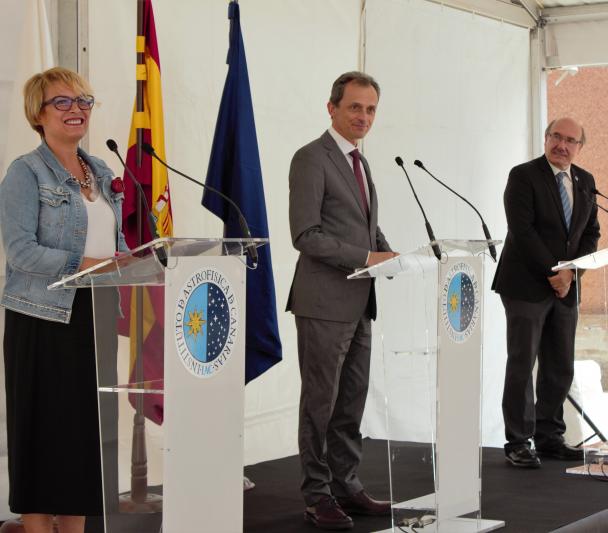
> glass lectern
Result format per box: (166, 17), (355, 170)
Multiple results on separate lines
(350, 240), (505, 533)
(49, 237), (266, 533)
(553, 249), (608, 479)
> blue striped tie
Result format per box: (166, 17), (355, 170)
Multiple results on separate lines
(556, 171), (572, 229)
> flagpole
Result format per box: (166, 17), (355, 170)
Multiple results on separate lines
(118, 0), (162, 515)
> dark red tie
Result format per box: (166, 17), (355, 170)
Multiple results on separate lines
(349, 149), (369, 217)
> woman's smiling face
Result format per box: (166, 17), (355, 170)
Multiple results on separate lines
(36, 82), (92, 145)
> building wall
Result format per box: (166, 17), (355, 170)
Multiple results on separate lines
(548, 67), (608, 314)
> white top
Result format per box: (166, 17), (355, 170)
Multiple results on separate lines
(548, 161), (574, 208)
(83, 178), (117, 258)
(328, 127), (370, 207)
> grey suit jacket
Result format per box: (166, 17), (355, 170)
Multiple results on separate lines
(286, 131), (391, 323)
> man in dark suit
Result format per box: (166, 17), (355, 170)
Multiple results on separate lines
(286, 71), (396, 530)
(492, 117), (600, 468)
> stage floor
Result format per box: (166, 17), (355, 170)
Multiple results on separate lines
(243, 439), (608, 533)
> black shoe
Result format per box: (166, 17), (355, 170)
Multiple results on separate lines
(304, 496), (354, 530)
(536, 442), (584, 461)
(505, 446), (541, 468)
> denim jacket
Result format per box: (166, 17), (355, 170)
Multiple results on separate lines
(0, 141), (128, 323)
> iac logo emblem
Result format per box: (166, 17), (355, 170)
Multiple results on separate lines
(441, 262), (480, 343)
(174, 268), (239, 378)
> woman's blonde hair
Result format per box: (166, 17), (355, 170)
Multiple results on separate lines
(23, 67), (93, 137)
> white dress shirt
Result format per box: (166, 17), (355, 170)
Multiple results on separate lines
(548, 161), (574, 208)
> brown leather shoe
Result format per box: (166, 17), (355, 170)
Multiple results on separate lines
(304, 496), (354, 530)
(336, 490), (392, 516)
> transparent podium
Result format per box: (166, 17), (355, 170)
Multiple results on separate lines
(349, 240), (504, 533)
(49, 237), (266, 533)
(553, 248), (608, 478)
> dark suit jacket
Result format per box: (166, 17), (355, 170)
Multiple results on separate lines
(492, 155), (600, 305)
(286, 131), (391, 322)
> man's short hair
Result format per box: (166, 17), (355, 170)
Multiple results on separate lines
(329, 71), (380, 106)
(545, 118), (586, 146)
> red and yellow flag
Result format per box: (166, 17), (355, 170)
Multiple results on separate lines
(118, 0), (169, 425)
(123, 0), (172, 242)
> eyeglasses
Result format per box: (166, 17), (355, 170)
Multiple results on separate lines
(41, 95), (95, 111)
(547, 132), (582, 147)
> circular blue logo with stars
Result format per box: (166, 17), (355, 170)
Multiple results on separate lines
(174, 268), (239, 378)
(441, 262), (480, 343)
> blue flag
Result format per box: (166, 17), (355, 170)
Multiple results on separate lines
(202, 1), (282, 383)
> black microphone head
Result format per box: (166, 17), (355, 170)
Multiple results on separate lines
(106, 139), (118, 152)
(414, 159), (424, 168)
(395, 156), (404, 166)
(141, 142), (155, 155)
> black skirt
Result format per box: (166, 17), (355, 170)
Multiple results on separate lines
(3, 289), (103, 516)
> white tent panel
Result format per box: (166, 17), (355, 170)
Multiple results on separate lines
(0, 0), (535, 491)
(88, 0), (362, 465)
(361, 0), (531, 447)
(545, 19), (608, 67)
(542, 0), (608, 6)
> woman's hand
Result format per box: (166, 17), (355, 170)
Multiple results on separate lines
(78, 256), (113, 272)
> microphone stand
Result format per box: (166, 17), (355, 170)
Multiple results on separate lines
(107, 140), (167, 267)
(414, 159), (497, 261)
(140, 142), (258, 267)
(105, 139), (162, 513)
(573, 182), (608, 214)
(590, 188), (608, 214)
(395, 157), (442, 261)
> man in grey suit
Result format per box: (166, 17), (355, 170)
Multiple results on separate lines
(287, 71), (396, 530)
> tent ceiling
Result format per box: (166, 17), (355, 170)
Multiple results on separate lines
(539, 1), (607, 6)
(501, 0), (608, 24)
(440, 1), (608, 28)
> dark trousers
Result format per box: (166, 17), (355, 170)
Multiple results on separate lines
(295, 315), (372, 506)
(501, 294), (577, 451)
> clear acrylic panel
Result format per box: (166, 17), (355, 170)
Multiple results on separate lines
(92, 282), (165, 532)
(48, 237), (268, 289)
(372, 242), (503, 532)
(564, 256), (608, 480)
(348, 240), (499, 281)
(50, 238), (262, 532)
(376, 247), (439, 530)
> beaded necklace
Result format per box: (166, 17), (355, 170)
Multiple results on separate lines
(68, 156), (92, 189)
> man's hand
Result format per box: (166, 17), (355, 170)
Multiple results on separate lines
(548, 269), (574, 299)
(366, 251), (399, 267)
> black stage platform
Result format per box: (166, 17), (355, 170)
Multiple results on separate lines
(243, 439), (608, 533)
(43, 438), (606, 532)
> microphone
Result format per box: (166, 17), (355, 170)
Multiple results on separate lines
(395, 156), (441, 261)
(574, 178), (608, 215)
(591, 187), (608, 203)
(414, 159), (497, 262)
(140, 142), (258, 267)
(106, 139), (167, 267)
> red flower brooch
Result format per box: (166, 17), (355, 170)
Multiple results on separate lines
(111, 177), (125, 193)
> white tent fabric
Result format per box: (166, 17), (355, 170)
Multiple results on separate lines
(1, 0), (54, 178)
(545, 20), (608, 68)
(85, 0), (529, 464)
(87, 0), (363, 466)
(360, 0), (530, 446)
(0, 0), (54, 520)
(0, 0), (562, 519)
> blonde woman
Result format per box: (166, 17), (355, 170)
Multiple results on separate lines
(0, 67), (128, 533)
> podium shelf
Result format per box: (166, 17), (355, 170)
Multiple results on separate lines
(98, 379), (164, 394)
